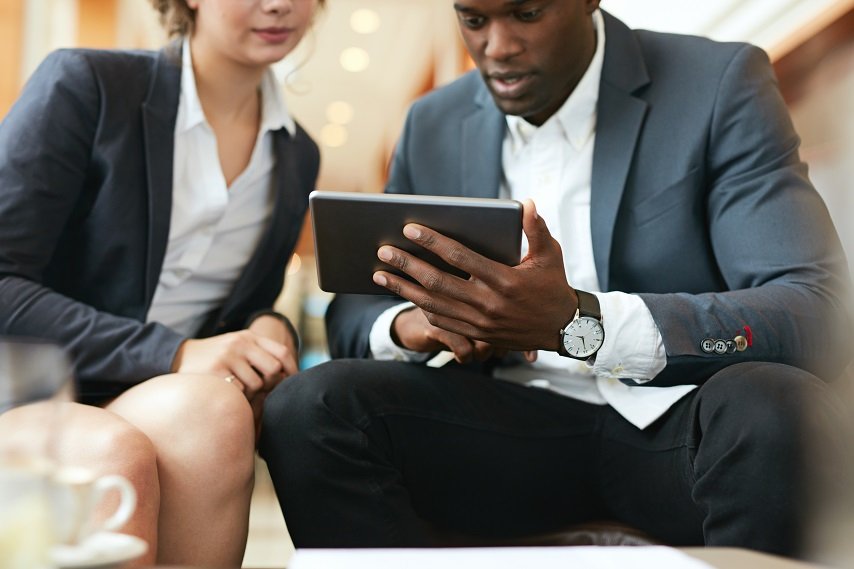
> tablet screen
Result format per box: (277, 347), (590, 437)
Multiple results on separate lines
(310, 191), (523, 294)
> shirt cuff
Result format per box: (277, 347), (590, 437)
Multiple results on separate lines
(590, 291), (666, 383)
(368, 302), (432, 362)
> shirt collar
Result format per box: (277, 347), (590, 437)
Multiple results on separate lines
(258, 65), (296, 136)
(505, 9), (606, 151)
(177, 37), (296, 137)
(177, 37), (205, 134)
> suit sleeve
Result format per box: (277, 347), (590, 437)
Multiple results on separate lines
(325, 108), (420, 359)
(639, 45), (852, 386)
(0, 50), (184, 386)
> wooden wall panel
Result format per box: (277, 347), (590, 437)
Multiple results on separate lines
(0, 0), (25, 118)
(77, 0), (118, 48)
(774, 6), (854, 106)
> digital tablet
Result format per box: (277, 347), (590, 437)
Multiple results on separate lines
(310, 191), (523, 294)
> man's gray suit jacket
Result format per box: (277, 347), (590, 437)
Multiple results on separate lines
(327, 12), (850, 387)
(0, 45), (320, 402)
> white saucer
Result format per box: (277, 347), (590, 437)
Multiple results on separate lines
(51, 531), (148, 569)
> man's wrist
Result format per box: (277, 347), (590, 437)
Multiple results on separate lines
(246, 310), (301, 354)
(369, 302), (430, 362)
(390, 307), (417, 349)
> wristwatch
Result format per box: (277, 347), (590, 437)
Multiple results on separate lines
(558, 290), (604, 360)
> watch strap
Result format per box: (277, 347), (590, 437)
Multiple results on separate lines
(575, 290), (601, 321)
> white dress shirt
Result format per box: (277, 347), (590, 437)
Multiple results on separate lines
(369, 12), (696, 429)
(146, 38), (296, 336)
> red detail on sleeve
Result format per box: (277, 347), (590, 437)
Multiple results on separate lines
(743, 325), (753, 347)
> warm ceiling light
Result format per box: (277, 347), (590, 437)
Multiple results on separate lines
(350, 9), (381, 34)
(321, 124), (348, 148)
(340, 47), (370, 72)
(326, 101), (354, 125)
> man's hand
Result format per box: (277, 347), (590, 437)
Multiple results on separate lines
(373, 200), (578, 352)
(392, 306), (501, 364)
(248, 314), (300, 360)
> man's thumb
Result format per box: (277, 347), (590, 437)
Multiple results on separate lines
(522, 199), (551, 255)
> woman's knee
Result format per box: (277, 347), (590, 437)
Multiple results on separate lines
(107, 375), (255, 475)
(57, 403), (159, 497)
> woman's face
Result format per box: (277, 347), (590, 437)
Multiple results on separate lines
(189, 0), (318, 68)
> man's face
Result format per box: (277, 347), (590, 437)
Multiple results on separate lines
(454, 0), (599, 126)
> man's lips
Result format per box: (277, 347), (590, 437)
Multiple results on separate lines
(254, 27), (292, 43)
(487, 73), (534, 98)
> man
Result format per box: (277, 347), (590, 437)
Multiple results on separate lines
(260, 0), (851, 556)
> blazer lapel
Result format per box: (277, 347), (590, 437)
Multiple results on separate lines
(461, 85), (505, 199)
(141, 42), (181, 305)
(591, 12), (650, 291)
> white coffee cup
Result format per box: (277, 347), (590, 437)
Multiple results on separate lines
(1, 340), (75, 569)
(50, 466), (137, 546)
(0, 459), (54, 569)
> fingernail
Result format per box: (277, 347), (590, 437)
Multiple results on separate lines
(373, 273), (387, 286)
(403, 225), (421, 239)
(378, 247), (392, 261)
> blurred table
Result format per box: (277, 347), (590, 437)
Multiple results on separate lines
(681, 548), (824, 568)
(144, 547), (826, 569)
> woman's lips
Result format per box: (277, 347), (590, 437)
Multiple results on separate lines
(254, 27), (292, 43)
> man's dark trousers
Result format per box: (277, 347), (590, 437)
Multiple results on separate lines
(260, 359), (841, 556)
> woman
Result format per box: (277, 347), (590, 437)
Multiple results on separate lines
(0, 0), (323, 565)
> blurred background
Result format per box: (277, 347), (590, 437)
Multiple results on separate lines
(2, 1), (853, 564)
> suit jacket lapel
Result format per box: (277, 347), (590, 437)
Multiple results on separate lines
(141, 42), (181, 305)
(591, 12), (650, 291)
(462, 85), (505, 199)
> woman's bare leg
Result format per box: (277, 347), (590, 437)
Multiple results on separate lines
(106, 374), (256, 566)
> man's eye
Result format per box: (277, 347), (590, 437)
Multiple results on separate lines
(459, 15), (486, 29)
(516, 9), (541, 22)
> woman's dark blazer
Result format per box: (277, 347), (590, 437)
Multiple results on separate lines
(0, 44), (320, 402)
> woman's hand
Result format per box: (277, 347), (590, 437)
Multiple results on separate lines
(172, 327), (297, 399)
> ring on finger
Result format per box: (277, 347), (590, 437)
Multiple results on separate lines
(224, 375), (237, 384)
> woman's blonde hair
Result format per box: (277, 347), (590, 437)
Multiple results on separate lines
(149, 0), (326, 38)
(149, 0), (194, 38)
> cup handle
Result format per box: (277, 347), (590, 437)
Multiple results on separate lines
(91, 474), (137, 533)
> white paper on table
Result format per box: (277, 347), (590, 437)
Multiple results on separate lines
(289, 546), (714, 569)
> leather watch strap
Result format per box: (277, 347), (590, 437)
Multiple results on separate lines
(575, 289), (601, 321)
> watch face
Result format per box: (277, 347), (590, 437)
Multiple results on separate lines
(562, 316), (604, 359)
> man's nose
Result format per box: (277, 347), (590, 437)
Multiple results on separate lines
(483, 23), (523, 61)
